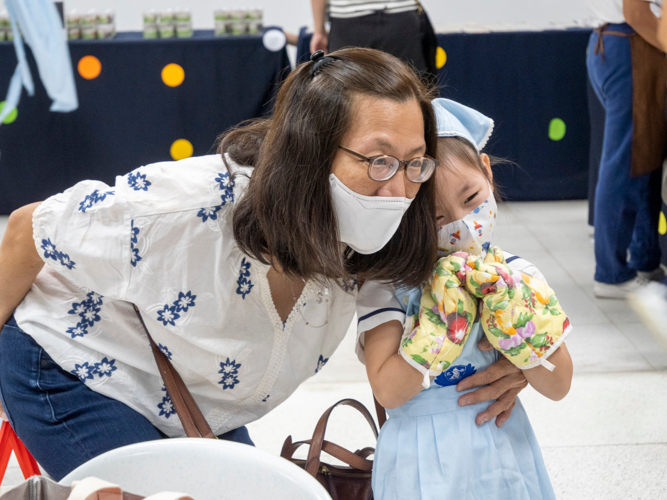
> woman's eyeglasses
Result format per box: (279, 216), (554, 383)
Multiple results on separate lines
(338, 145), (439, 184)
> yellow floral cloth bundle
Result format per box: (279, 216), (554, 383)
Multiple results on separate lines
(399, 246), (572, 388)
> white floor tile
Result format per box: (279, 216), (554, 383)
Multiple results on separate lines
(564, 322), (652, 373)
(507, 200), (589, 226)
(591, 295), (645, 325)
(521, 371), (667, 447)
(543, 444), (667, 500)
(617, 322), (667, 370)
(553, 284), (610, 326)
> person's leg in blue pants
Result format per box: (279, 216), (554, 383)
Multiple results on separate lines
(0, 318), (253, 481)
(628, 167), (662, 273)
(586, 27), (661, 287)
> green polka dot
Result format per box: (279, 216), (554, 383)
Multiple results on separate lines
(0, 101), (18, 124)
(548, 118), (566, 141)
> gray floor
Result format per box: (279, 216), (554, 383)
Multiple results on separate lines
(1, 201), (666, 498)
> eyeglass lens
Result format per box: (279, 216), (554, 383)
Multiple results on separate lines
(369, 156), (435, 183)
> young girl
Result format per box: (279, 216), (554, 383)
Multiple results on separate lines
(356, 98), (573, 500)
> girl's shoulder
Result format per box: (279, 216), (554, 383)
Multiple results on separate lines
(116, 154), (253, 218)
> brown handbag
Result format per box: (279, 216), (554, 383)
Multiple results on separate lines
(280, 398), (386, 500)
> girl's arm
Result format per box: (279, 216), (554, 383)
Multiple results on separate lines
(522, 344), (573, 401)
(364, 320), (424, 409)
(0, 203), (44, 326)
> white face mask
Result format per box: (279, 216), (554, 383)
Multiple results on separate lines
(437, 191), (498, 257)
(329, 173), (414, 254)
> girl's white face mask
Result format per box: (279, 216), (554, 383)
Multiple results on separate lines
(437, 191), (498, 257)
(329, 173), (414, 254)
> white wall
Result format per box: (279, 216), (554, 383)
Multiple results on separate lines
(55, 0), (591, 34)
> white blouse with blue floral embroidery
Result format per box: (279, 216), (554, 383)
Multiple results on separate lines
(14, 154), (357, 437)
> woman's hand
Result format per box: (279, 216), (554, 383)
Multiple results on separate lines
(455, 338), (527, 427)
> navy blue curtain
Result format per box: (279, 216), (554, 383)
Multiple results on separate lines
(0, 32), (290, 213)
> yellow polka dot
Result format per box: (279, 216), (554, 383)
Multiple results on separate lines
(78, 56), (102, 80)
(162, 64), (185, 87)
(659, 211), (667, 235)
(0, 101), (18, 124)
(436, 47), (447, 69)
(170, 139), (193, 160)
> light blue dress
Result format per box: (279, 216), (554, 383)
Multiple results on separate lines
(372, 321), (556, 500)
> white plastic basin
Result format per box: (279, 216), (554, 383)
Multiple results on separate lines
(59, 438), (331, 500)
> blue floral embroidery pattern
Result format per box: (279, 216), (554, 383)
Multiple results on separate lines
(216, 172), (235, 205)
(236, 258), (254, 299)
(78, 189), (115, 213)
(262, 395), (270, 403)
(159, 343), (173, 360)
(156, 290), (197, 326)
(315, 355), (329, 374)
(196, 206), (222, 223)
(128, 171), (151, 191)
(195, 173), (235, 223)
(174, 291), (197, 312)
(72, 356), (118, 381)
(218, 358), (241, 390)
(66, 291), (104, 338)
(40, 239), (76, 270)
(71, 362), (95, 381)
(93, 357), (117, 377)
(158, 387), (176, 418)
(157, 305), (180, 326)
(131, 220), (142, 268)
(434, 364), (477, 387)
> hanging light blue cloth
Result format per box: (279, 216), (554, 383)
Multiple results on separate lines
(0, 0), (77, 124)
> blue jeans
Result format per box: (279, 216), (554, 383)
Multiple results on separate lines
(586, 24), (661, 284)
(0, 318), (253, 481)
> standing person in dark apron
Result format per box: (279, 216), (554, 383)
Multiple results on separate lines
(310, 0), (430, 73)
(586, 0), (666, 298)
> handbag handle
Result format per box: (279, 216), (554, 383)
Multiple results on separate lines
(281, 437), (373, 472)
(304, 399), (378, 477)
(133, 305), (216, 439)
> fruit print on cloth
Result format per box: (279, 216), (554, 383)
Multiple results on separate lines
(399, 246), (571, 388)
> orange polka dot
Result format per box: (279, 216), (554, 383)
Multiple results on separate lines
(78, 56), (102, 80)
(162, 64), (185, 87)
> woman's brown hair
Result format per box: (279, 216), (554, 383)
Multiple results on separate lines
(218, 47), (438, 288)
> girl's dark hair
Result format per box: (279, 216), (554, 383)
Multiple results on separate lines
(436, 136), (503, 198)
(218, 47), (438, 288)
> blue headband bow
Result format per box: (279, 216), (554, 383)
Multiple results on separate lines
(432, 98), (494, 152)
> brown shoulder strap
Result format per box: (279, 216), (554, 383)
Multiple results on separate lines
(133, 305), (215, 439)
(305, 399), (378, 477)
